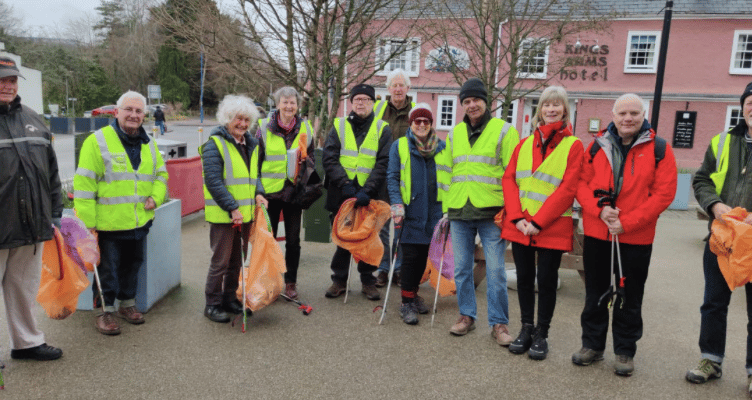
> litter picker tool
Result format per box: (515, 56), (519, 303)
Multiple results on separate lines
(374, 222), (404, 324)
(279, 293), (313, 315)
(431, 219), (450, 328)
(231, 223), (250, 333)
(344, 256), (354, 304)
(593, 188), (625, 309)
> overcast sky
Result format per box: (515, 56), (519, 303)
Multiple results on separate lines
(9, 0), (101, 35)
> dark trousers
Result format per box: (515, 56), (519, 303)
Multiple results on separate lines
(699, 241), (752, 369)
(580, 236), (651, 357)
(205, 223), (251, 306)
(399, 243), (430, 293)
(329, 213), (377, 285)
(511, 243), (563, 335)
(267, 199), (302, 283)
(96, 236), (147, 307)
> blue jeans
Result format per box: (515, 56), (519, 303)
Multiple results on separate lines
(377, 221), (401, 274)
(96, 236), (147, 312)
(699, 242), (752, 374)
(155, 120), (165, 135)
(450, 219), (509, 327)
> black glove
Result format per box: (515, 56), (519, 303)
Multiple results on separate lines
(341, 183), (356, 199)
(354, 190), (370, 207)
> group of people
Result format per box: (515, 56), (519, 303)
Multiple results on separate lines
(2, 51), (752, 394)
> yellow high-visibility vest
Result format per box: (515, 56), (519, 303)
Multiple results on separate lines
(334, 117), (387, 185)
(515, 135), (579, 216)
(257, 118), (313, 194)
(710, 130), (732, 195)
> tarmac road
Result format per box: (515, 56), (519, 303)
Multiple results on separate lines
(0, 210), (749, 399)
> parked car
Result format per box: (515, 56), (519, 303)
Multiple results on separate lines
(91, 105), (117, 117)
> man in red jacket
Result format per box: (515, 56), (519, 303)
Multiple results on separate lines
(572, 93), (677, 376)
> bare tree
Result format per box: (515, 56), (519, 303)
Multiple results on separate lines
(421, 0), (612, 119)
(0, 0), (23, 36)
(156, 0), (427, 142)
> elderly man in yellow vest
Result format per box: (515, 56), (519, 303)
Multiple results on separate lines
(373, 69), (416, 287)
(74, 91), (168, 336)
(323, 83), (393, 301)
(436, 78), (520, 343)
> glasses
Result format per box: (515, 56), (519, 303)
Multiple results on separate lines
(412, 118), (431, 126)
(120, 107), (145, 115)
(352, 97), (373, 104)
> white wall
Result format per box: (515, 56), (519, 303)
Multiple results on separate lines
(1, 44), (44, 115)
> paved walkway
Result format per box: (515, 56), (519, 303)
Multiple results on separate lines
(0, 211), (748, 399)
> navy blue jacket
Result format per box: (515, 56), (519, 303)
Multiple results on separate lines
(387, 129), (445, 245)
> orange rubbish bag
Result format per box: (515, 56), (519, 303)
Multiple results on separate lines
(331, 198), (391, 266)
(237, 207), (287, 312)
(709, 207), (752, 291)
(38, 227), (90, 320)
(421, 259), (457, 296)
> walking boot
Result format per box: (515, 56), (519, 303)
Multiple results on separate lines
(527, 326), (549, 361)
(284, 283), (299, 300)
(400, 302), (419, 325)
(491, 324), (513, 346)
(325, 281), (347, 298)
(614, 354), (634, 376)
(375, 271), (388, 288)
(204, 305), (231, 323)
(117, 306), (145, 324)
(508, 324), (534, 354)
(686, 358), (722, 383)
(10, 344), (63, 361)
(95, 312), (121, 335)
(572, 347), (604, 366)
(450, 315), (475, 336)
(361, 284), (381, 301)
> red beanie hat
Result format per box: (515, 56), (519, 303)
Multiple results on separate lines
(408, 103), (433, 126)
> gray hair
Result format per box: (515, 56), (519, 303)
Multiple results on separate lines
(386, 68), (411, 89)
(216, 94), (260, 127)
(531, 86), (571, 127)
(116, 91), (146, 108)
(273, 86), (301, 107)
(613, 93), (645, 113)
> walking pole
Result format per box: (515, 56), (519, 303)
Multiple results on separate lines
(613, 234), (626, 309)
(378, 222), (403, 324)
(431, 220), (450, 328)
(234, 223), (250, 333)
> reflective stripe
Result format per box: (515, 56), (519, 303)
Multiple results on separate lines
(519, 190), (549, 204)
(716, 131), (727, 171)
(75, 167), (98, 180)
(74, 190), (96, 199)
(451, 175), (501, 185)
(341, 149), (359, 157)
(262, 173), (286, 179)
(399, 181), (407, 188)
(516, 169), (532, 179)
(360, 148), (377, 157)
(374, 101), (386, 119)
(0, 137), (50, 145)
(219, 138), (236, 184)
(265, 154), (286, 162)
(98, 195), (151, 205)
(437, 183), (450, 192)
(205, 198), (255, 207)
(532, 170), (563, 186)
(356, 166), (373, 174)
(495, 123), (512, 160)
(260, 119), (269, 145)
(453, 154), (498, 165)
(339, 118), (347, 147)
(436, 164), (451, 173)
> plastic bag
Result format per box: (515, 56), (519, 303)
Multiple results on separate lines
(424, 259), (457, 297)
(331, 198), (391, 265)
(709, 207), (752, 291)
(59, 215), (99, 273)
(237, 207), (287, 312)
(428, 218), (455, 280)
(38, 227), (91, 319)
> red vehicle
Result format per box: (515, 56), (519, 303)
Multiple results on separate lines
(91, 105), (117, 117)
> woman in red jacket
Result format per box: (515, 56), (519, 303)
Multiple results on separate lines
(502, 86), (584, 360)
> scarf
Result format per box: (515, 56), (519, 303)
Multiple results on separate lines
(411, 129), (439, 158)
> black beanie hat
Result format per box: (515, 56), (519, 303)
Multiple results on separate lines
(459, 78), (487, 104)
(349, 84), (375, 103)
(741, 81), (752, 107)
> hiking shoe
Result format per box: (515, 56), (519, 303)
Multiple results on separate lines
(614, 354), (634, 376)
(414, 295), (430, 314)
(222, 299), (243, 315)
(362, 284), (381, 301)
(527, 327), (548, 360)
(572, 347), (604, 366)
(491, 324), (513, 346)
(450, 315), (475, 336)
(686, 358), (722, 383)
(117, 306), (145, 325)
(284, 283), (299, 300)
(400, 302), (419, 325)
(508, 324), (535, 355)
(325, 281), (347, 298)
(10, 344), (63, 361)
(204, 305), (231, 323)
(375, 271), (388, 288)
(95, 312), (121, 335)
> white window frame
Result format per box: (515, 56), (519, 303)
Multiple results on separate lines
(376, 37), (421, 77)
(624, 31), (661, 73)
(725, 105), (743, 132)
(437, 95), (457, 130)
(730, 30), (752, 75)
(496, 99), (518, 125)
(517, 38), (549, 79)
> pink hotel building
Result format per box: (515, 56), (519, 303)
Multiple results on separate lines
(337, 1), (752, 169)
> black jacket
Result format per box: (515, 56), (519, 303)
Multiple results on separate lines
(0, 96), (63, 249)
(153, 108), (165, 122)
(201, 125), (261, 217)
(323, 112), (392, 212)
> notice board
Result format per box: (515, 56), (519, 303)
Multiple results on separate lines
(672, 111), (696, 149)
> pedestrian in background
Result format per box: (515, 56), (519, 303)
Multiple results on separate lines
(436, 77), (520, 343)
(255, 86), (314, 300)
(386, 103), (445, 325)
(0, 56), (64, 361)
(153, 105), (166, 135)
(502, 86), (583, 360)
(573, 93), (676, 376)
(200, 94), (267, 323)
(75, 90), (169, 335)
(687, 82), (752, 396)
(322, 83), (392, 301)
